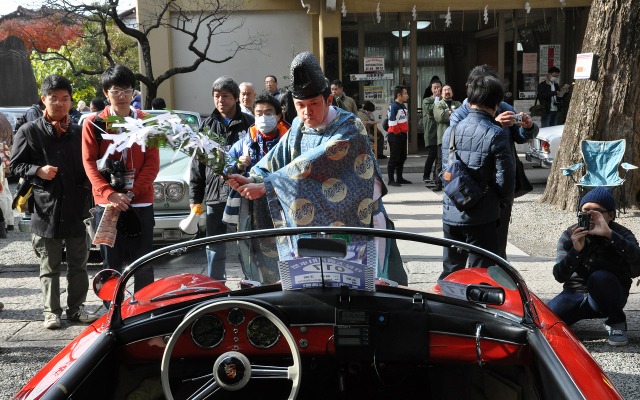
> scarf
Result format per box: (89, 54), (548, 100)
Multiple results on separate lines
(43, 110), (70, 137)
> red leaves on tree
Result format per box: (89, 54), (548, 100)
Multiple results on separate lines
(0, 15), (82, 52)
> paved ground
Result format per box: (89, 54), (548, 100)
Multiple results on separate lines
(2, 153), (640, 398)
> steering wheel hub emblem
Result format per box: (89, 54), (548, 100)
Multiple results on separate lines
(213, 351), (252, 390)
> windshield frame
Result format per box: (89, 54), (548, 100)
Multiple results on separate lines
(107, 227), (540, 329)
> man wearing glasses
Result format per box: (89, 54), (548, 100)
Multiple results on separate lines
(82, 64), (160, 293)
(547, 187), (640, 346)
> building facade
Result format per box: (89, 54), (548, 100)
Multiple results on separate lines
(139, 0), (591, 152)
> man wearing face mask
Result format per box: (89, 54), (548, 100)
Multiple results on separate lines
(537, 66), (565, 127)
(222, 94), (290, 282)
(226, 52), (407, 285)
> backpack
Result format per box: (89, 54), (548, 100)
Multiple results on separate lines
(14, 113), (28, 133)
(382, 117), (389, 131)
(14, 105), (39, 133)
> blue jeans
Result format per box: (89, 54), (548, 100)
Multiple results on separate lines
(206, 204), (228, 279)
(547, 270), (628, 326)
(541, 111), (559, 128)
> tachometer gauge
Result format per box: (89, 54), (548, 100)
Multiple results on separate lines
(191, 315), (224, 348)
(227, 308), (245, 326)
(247, 315), (280, 349)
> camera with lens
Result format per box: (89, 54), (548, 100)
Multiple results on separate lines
(578, 213), (591, 230)
(100, 159), (126, 191)
(515, 114), (523, 125)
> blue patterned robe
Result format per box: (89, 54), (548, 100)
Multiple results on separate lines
(251, 107), (405, 283)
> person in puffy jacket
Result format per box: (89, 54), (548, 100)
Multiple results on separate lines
(439, 75), (514, 279)
(449, 65), (539, 259)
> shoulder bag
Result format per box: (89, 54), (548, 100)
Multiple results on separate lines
(529, 97), (544, 117)
(441, 127), (489, 211)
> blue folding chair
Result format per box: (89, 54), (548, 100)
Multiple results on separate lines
(561, 139), (637, 213)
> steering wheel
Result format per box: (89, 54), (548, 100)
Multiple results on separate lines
(161, 299), (301, 400)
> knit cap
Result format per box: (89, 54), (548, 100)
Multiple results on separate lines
(579, 187), (616, 211)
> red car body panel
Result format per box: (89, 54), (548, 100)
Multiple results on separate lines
(14, 274), (230, 400)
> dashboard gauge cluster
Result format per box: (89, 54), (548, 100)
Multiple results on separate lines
(247, 316), (281, 349)
(190, 315), (224, 348)
(189, 308), (280, 349)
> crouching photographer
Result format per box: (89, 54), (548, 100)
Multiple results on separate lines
(82, 64), (159, 293)
(547, 187), (640, 346)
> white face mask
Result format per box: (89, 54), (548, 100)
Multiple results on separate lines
(255, 114), (277, 133)
(550, 76), (559, 83)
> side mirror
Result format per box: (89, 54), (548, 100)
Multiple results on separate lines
(92, 269), (122, 301)
(466, 284), (505, 305)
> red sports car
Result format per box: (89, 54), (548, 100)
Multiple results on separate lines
(14, 227), (621, 399)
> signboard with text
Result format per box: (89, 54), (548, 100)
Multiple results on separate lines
(364, 85), (384, 101)
(350, 73), (394, 82)
(574, 53), (596, 80)
(363, 56), (385, 72)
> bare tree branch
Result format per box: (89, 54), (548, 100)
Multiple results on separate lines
(27, 0), (265, 107)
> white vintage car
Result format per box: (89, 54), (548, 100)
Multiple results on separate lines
(525, 124), (564, 168)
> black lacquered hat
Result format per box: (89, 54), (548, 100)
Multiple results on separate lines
(290, 52), (328, 100)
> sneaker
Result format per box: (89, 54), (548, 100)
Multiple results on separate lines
(68, 306), (99, 323)
(432, 186), (443, 192)
(606, 322), (628, 346)
(397, 178), (412, 184)
(387, 180), (401, 187)
(377, 154), (387, 159)
(43, 313), (61, 330)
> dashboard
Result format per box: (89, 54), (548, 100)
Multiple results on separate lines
(120, 290), (529, 366)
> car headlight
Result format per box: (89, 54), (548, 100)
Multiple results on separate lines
(153, 183), (165, 201)
(165, 182), (184, 202)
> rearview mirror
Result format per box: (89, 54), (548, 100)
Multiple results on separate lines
(297, 237), (347, 258)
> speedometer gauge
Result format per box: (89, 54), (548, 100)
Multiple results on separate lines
(247, 315), (280, 349)
(191, 315), (224, 348)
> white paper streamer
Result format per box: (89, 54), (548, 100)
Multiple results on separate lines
(95, 112), (227, 172)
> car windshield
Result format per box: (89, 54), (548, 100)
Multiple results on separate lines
(107, 227), (537, 328)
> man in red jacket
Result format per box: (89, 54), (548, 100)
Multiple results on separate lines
(82, 64), (160, 292)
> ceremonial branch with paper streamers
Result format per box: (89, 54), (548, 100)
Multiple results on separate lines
(92, 111), (231, 176)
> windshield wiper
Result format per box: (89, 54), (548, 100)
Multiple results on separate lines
(150, 285), (220, 302)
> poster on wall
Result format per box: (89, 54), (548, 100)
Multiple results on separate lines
(539, 44), (561, 77)
(364, 85), (384, 101)
(522, 53), (538, 74)
(364, 57), (385, 72)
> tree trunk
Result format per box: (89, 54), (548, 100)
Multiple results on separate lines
(143, 85), (157, 110)
(541, 0), (640, 211)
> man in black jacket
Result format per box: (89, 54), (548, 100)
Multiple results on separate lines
(547, 187), (640, 346)
(190, 76), (254, 279)
(10, 75), (96, 330)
